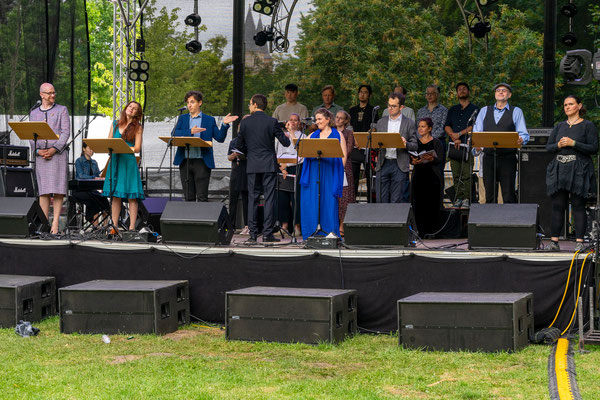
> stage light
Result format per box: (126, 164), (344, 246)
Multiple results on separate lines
(184, 13), (202, 27)
(252, 0), (279, 16)
(477, 0), (498, 6)
(561, 32), (577, 47)
(253, 28), (274, 47)
(560, 3), (577, 18)
(186, 40), (202, 53)
(559, 49), (592, 85)
(470, 21), (491, 39)
(129, 60), (150, 82)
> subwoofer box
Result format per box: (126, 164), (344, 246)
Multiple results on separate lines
(398, 292), (534, 352)
(343, 203), (416, 246)
(160, 201), (233, 245)
(468, 203), (539, 250)
(0, 197), (50, 238)
(226, 287), (357, 344)
(59, 280), (190, 335)
(0, 275), (56, 328)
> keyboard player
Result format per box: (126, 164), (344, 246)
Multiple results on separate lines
(72, 143), (109, 225)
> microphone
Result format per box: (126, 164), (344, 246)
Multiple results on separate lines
(29, 100), (41, 111)
(90, 113), (105, 117)
(373, 105), (380, 111)
(467, 108), (479, 124)
(177, 106), (187, 112)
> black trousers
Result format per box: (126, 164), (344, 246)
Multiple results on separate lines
(70, 190), (110, 222)
(248, 172), (276, 238)
(179, 158), (211, 202)
(551, 190), (587, 239)
(276, 165), (301, 227)
(229, 189), (248, 228)
(482, 153), (517, 203)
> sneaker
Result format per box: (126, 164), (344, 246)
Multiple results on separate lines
(461, 199), (470, 209)
(452, 199), (462, 208)
(247, 236), (257, 244)
(574, 242), (586, 253)
(545, 241), (560, 252)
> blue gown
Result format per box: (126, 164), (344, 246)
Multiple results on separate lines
(102, 120), (145, 200)
(300, 128), (344, 239)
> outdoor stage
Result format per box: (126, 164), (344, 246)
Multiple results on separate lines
(0, 236), (592, 334)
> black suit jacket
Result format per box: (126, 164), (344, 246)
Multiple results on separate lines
(237, 110), (290, 173)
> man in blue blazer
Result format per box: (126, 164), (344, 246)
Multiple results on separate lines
(173, 90), (238, 201)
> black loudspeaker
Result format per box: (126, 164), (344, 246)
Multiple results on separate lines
(468, 203), (540, 250)
(0, 197), (50, 238)
(519, 149), (564, 237)
(226, 287), (357, 344)
(59, 280), (190, 335)
(133, 197), (182, 234)
(343, 203), (416, 246)
(398, 292), (534, 352)
(0, 275), (56, 328)
(160, 201), (234, 245)
(0, 167), (35, 197)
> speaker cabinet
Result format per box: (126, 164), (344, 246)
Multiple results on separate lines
(0, 197), (50, 238)
(160, 201), (234, 245)
(468, 203), (539, 250)
(0, 275), (56, 328)
(343, 203), (416, 246)
(226, 287), (358, 344)
(59, 280), (190, 335)
(0, 167), (34, 197)
(398, 292), (534, 352)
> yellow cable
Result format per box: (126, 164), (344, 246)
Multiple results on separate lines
(561, 251), (593, 336)
(554, 338), (575, 400)
(549, 249), (580, 328)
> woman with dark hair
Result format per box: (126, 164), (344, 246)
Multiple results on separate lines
(546, 95), (598, 252)
(410, 117), (444, 237)
(334, 110), (355, 235)
(300, 108), (347, 239)
(102, 101), (145, 231)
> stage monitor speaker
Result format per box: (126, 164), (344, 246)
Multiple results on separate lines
(398, 292), (534, 352)
(0, 197), (50, 238)
(160, 201), (234, 245)
(468, 203), (539, 250)
(0, 275), (56, 328)
(0, 167), (35, 197)
(343, 203), (416, 246)
(133, 197), (182, 234)
(226, 287), (357, 344)
(519, 149), (565, 238)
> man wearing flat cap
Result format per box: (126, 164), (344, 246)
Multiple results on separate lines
(473, 82), (529, 203)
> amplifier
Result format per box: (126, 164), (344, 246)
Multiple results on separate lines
(522, 128), (552, 148)
(59, 280), (190, 335)
(0, 167), (35, 197)
(226, 286), (358, 344)
(398, 292), (534, 352)
(0, 275), (56, 328)
(0, 144), (29, 166)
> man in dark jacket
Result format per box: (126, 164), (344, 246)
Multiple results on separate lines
(237, 94), (291, 242)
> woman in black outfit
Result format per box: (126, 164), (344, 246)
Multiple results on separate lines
(546, 95), (598, 252)
(410, 117), (444, 237)
(228, 136), (249, 234)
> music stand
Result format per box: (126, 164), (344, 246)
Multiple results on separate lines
(472, 131), (520, 203)
(159, 136), (212, 201)
(9, 121), (59, 197)
(84, 138), (133, 236)
(295, 138), (343, 238)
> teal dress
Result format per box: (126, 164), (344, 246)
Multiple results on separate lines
(102, 120), (145, 199)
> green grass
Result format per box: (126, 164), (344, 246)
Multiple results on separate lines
(0, 317), (598, 399)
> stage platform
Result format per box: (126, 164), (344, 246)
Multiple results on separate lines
(0, 236), (593, 334)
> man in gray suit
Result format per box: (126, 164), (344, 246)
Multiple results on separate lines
(375, 92), (418, 203)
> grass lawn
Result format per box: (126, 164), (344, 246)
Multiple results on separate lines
(1, 317), (598, 399)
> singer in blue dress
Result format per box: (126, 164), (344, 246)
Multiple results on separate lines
(102, 101), (145, 231)
(300, 108), (347, 240)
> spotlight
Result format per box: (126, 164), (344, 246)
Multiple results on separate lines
(274, 35), (289, 51)
(252, 0), (279, 16)
(561, 32), (577, 47)
(470, 21), (491, 39)
(186, 40), (202, 53)
(477, 0), (498, 6)
(559, 49), (592, 85)
(253, 28), (274, 47)
(184, 13), (202, 27)
(560, 3), (577, 18)
(129, 60), (150, 82)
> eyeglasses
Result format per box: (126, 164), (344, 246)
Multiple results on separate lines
(387, 104), (400, 108)
(42, 91), (56, 95)
(425, 92), (437, 96)
(495, 88), (509, 93)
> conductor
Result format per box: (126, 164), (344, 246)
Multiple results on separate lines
(237, 94), (291, 243)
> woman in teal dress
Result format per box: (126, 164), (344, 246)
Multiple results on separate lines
(102, 101), (145, 231)
(300, 108), (347, 239)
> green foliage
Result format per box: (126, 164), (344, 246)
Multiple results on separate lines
(87, 0), (114, 116)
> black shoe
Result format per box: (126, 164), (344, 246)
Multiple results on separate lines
(247, 236), (257, 243)
(263, 235), (280, 243)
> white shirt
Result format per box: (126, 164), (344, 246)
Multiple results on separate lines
(385, 114), (402, 159)
(275, 130), (305, 164)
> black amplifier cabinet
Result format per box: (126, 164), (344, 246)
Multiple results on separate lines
(0, 275), (56, 328)
(0, 145), (29, 166)
(343, 203), (416, 246)
(398, 292), (534, 352)
(59, 280), (190, 335)
(523, 128), (552, 148)
(0, 167), (35, 197)
(226, 287), (357, 344)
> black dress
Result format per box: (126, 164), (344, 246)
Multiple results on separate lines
(410, 137), (444, 236)
(228, 138), (249, 227)
(546, 120), (598, 199)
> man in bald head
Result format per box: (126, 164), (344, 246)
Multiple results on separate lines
(29, 83), (71, 234)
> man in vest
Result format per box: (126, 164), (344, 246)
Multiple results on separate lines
(473, 83), (529, 203)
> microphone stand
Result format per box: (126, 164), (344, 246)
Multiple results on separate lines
(365, 118), (377, 203)
(157, 110), (184, 200)
(290, 127), (306, 243)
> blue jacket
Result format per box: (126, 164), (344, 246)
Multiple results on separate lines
(172, 112), (230, 168)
